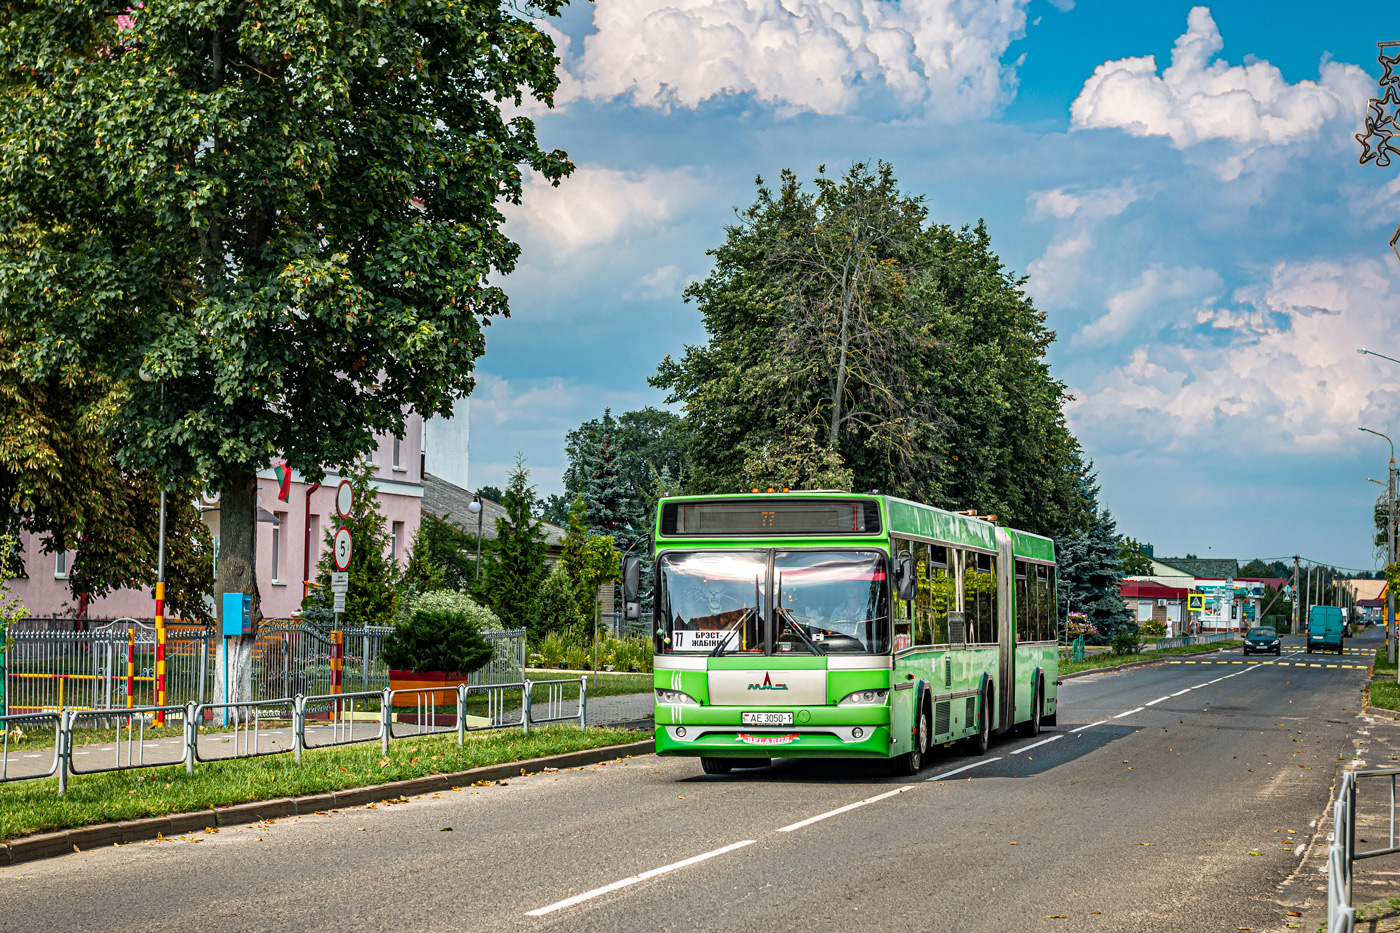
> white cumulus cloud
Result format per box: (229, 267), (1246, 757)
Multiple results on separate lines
(502, 165), (705, 256)
(1070, 6), (1370, 150)
(1026, 182), (1140, 307)
(1074, 264), (1222, 346)
(561, 0), (1033, 120)
(1068, 257), (1400, 455)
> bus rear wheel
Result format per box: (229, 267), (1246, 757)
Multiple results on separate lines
(965, 686), (991, 755)
(1019, 679), (1042, 737)
(700, 757), (735, 775)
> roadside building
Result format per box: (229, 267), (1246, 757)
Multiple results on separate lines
(5, 417), (425, 621)
(1118, 580), (1191, 636)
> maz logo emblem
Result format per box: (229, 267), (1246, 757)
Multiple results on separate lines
(747, 672), (788, 691)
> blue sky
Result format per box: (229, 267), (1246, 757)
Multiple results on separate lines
(467, 0), (1400, 572)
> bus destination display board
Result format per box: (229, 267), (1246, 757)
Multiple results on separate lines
(665, 499), (881, 536)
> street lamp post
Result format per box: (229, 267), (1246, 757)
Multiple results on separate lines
(1361, 425), (1397, 669)
(468, 495), (484, 583)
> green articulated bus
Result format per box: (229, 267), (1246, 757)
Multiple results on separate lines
(631, 492), (1059, 776)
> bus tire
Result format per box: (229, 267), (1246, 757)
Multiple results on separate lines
(700, 757), (734, 775)
(891, 702), (929, 776)
(1020, 677), (1042, 737)
(966, 684), (991, 755)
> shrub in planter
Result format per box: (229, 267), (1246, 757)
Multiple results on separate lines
(1140, 620), (1166, 640)
(384, 606), (493, 673)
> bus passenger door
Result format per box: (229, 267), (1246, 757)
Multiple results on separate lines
(996, 528), (1014, 733)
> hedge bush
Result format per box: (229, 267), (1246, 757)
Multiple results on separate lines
(382, 605), (493, 674)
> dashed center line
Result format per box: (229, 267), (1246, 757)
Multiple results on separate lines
(1011, 735), (1062, 755)
(926, 757), (1003, 780)
(525, 839), (757, 916)
(777, 786), (912, 832)
(1114, 707), (1144, 718)
(1071, 721), (1107, 733)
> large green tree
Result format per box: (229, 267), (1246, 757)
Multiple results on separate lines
(652, 162), (1087, 537)
(0, 0), (571, 698)
(0, 333), (212, 619)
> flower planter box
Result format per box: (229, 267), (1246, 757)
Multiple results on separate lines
(388, 670), (472, 708)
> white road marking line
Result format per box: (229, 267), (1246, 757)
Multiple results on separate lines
(1146, 697), (1170, 706)
(1071, 721), (1107, 733)
(525, 839), (757, 916)
(779, 786), (912, 831)
(1114, 707), (1144, 718)
(927, 757), (1002, 780)
(1011, 735), (1062, 755)
(22, 754), (39, 758)
(1171, 689), (1191, 697)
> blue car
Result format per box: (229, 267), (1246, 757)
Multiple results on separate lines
(1242, 626), (1281, 656)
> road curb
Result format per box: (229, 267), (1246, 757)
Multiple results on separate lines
(0, 738), (655, 868)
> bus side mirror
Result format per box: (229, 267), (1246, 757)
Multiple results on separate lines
(622, 555), (641, 621)
(895, 553), (917, 601)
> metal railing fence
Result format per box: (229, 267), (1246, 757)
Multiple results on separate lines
(1152, 632), (1232, 650)
(298, 690), (386, 754)
(0, 678), (591, 795)
(0, 712), (60, 783)
(1323, 766), (1400, 933)
(67, 706), (192, 778)
(526, 677), (587, 730)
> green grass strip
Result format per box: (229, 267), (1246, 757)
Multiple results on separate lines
(1370, 680), (1400, 713)
(1374, 646), (1396, 677)
(0, 725), (649, 841)
(1059, 640), (1242, 676)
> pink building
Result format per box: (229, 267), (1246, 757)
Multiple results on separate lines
(6, 417), (425, 621)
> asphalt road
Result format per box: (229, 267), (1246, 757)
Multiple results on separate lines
(0, 632), (1379, 933)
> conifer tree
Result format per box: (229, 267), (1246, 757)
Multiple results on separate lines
(478, 456), (548, 630)
(307, 461), (399, 626)
(582, 411), (632, 538)
(1054, 468), (1134, 644)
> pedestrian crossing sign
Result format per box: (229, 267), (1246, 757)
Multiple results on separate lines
(1188, 593), (1205, 612)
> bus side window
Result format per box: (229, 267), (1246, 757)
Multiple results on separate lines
(986, 553), (999, 644)
(913, 541), (933, 645)
(1015, 561), (1029, 643)
(892, 538), (914, 651)
(930, 544), (950, 644)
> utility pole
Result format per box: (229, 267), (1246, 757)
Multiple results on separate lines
(1383, 448), (1394, 669)
(1293, 556), (1301, 635)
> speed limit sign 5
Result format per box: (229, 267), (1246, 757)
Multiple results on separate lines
(333, 525), (353, 571)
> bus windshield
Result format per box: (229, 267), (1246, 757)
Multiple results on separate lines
(656, 549), (889, 655)
(775, 551), (889, 654)
(657, 551), (766, 654)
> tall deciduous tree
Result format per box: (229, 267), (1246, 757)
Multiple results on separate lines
(652, 162), (1087, 536)
(0, 1), (572, 699)
(0, 334), (213, 620)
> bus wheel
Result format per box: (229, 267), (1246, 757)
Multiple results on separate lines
(700, 757), (734, 775)
(966, 686), (991, 756)
(1020, 680), (1042, 737)
(892, 705), (929, 776)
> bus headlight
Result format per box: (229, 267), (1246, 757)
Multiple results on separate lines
(655, 689), (700, 706)
(838, 689), (889, 707)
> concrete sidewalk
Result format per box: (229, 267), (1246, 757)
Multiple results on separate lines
(1279, 680), (1400, 931)
(1, 692), (656, 782)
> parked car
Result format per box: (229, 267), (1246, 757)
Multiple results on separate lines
(1242, 626), (1282, 656)
(1307, 606), (1345, 655)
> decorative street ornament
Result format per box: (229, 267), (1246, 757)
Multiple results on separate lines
(1357, 41), (1400, 264)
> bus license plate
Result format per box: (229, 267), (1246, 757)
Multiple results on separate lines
(742, 712), (794, 726)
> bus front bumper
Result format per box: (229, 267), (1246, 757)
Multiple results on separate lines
(654, 705), (893, 759)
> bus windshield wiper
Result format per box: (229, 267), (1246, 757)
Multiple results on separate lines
(712, 577), (762, 657)
(775, 574), (825, 654)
